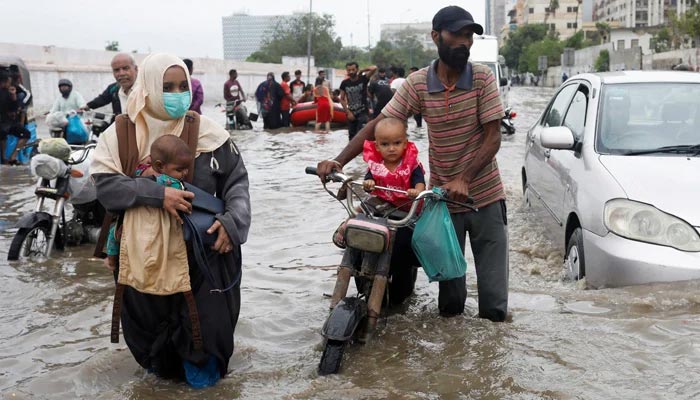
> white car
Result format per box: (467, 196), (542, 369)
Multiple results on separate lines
(522, 71), (700, 288)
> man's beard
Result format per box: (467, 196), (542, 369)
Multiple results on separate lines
(437, 35), (470, 71)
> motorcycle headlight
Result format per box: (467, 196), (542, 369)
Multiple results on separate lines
(604, 199), (700, 252)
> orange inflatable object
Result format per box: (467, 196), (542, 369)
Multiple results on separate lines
(289, 102), (348, 127)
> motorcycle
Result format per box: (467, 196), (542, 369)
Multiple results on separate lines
(501, 108), (516, 136)
(7, 139), (105, 261)
(83, 110), (113, 140)
(217, 100), (253, 130)
(305, 166), (475, 375)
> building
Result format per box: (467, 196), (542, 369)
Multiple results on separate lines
(486, 0), (509, 36)
(504, 0), (584, 40)
(593, 0), (691, 28)
(222, 13), (290, 61)
(379, 22), (433, 51)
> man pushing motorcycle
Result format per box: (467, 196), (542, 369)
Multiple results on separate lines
(317, 5), (509, 322)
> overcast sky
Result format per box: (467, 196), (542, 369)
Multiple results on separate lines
(0, 0), (485, 59)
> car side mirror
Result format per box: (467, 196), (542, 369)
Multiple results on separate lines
(540, 126), (575, 150)
(499, 77), (508, 87)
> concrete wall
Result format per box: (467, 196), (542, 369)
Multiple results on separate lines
(0, 42), (330, 113)
(642, 48), (700, 71)
(610, 46), (642, 71)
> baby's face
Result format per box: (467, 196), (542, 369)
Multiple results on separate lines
(160, 153), (191, 180)
(375, 126), (408, 164)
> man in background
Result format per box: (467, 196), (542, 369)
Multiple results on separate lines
(183, 58), (203, 114)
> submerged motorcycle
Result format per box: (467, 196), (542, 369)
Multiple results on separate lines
(7, 139), (104, 260)
(306, 166), (475, 375)
(217, 100), (253, 130)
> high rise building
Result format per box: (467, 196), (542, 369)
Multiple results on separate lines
(486, 0), (508, 36)
(222, 13), (289, 61)
(380, 22), (434, 50)
(593, 0), (690, 28)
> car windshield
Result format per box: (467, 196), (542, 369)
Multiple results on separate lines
(596, 82), (700, 155)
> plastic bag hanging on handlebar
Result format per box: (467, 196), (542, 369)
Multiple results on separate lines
(411, 187), (467, 282)
(65, 113), (89, 144)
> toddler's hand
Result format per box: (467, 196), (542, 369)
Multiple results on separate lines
(407, 188), (420, 198)
(363, 179), (375, 192)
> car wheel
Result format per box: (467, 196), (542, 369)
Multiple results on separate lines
(565, 227), (585, 281)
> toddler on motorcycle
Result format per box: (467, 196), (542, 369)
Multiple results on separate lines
(104, 135), (193, 270)
(333, 117), (426, 247)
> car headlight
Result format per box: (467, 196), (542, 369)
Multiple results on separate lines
(604, 199), (700, 252)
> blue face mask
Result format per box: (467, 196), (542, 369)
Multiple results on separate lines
(163, 91), (191, 118)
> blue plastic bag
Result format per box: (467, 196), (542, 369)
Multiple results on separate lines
(65, 114), (89, 144)
(411, 187), (467, 282)
(4, 122), (37, 164)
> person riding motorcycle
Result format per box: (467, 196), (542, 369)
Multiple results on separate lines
(46, 79), (87, 130)
(223, 69), (251, 129)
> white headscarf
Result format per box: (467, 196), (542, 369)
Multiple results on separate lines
(92, 53), (230, 175)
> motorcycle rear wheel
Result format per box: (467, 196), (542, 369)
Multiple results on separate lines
(8, 224), (51, 261)
(318, 339), (346, 375)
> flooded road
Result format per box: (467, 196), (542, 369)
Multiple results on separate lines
(2, 86), (700, 399)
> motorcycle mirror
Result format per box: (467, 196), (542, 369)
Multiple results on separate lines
(70, 169), (84, 178)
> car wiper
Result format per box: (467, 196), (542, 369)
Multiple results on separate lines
(621, 144), (700, 156)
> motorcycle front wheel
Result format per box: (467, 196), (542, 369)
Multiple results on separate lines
(8, 224), (51, 261)
(318, 339), (346, 375)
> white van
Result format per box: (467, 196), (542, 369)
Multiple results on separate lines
(470, 35), (510, 110)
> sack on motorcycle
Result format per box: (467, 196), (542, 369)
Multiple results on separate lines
(30, 153), (68, 180)
(65, 113), (89, 144)
(411, 188), (467, 282)
(68, 149), (96, 204)
(344, 215), (390, 253)
(182, 182), (224, 247)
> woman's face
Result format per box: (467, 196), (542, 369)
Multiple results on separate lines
(162, 66), (189, 93)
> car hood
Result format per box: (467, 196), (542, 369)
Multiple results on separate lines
(599, 155), (700, 226)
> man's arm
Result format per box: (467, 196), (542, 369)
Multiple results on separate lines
(361, 65), (378, 80)
(191, 81), (204, 111)
(86, 85), (114, 110)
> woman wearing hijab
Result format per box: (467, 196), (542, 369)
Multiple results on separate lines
(91, 53), (251, 387)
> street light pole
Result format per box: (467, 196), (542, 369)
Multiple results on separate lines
(307, 0), (313, 85)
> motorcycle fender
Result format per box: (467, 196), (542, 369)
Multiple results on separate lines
(16, 212), (53, 229)
(321, 297), (368, 341)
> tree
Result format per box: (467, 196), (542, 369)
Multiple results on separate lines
(520, 37), (563, 73)
(595, 22), (610, 43)
(501, 24), (548, 71)
(595, 49), (610, 72)
(651, 28), (672, 53)
(677, 4), (700, 47)
(564, 30), (592, 50)
(105, 41), (120, 51)
(247, 13), (343, 66)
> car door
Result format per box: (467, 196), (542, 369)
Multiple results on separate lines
(525, 83), (578, 224)
(544, 83), (590, 226)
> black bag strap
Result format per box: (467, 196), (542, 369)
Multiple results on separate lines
(183, 215), (241, 293)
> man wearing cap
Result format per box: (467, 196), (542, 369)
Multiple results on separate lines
(47, 79), (87, 130)
(316, 6), (508, 322)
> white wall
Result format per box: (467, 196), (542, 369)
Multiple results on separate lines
(0, 42), (325, 113)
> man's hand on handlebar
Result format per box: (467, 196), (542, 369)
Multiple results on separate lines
(363, 179), (375, 192)
(163, 187), (194, 224)
(316, 159), (342, 182)
(441, 179), (470, 203)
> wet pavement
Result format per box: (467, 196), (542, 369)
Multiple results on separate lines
(1, 87), (700, 399)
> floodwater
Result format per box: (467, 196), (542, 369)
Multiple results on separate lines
(2, 87), (700, 399)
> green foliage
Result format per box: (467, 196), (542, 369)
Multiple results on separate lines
(501, 24), (548, 71)
(677, 4), (700, 46)
(651, 28), (672, 53)
(105, 41), (120, 51)
(595, 49), (610, 72)
(520, 37), (564, 73)
(564, 30), (592, 50)
(247, 13), (342, 66)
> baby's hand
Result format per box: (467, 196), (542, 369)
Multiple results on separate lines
(363, 179), (375, 192)
(407, 188), (420, 198)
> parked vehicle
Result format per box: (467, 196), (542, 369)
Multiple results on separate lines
(306, 166), (475, 375)
(7, 140), (104, 261)
(470, 36), (514, 135)
(522, 71), (700, 288)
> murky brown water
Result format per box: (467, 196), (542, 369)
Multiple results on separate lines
(2, 87), (700, 399)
